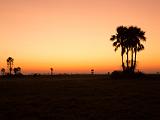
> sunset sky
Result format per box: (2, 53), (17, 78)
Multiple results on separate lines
(0, 0), (160, 74)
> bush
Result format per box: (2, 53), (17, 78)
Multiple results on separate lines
(110, 70), (145, 80)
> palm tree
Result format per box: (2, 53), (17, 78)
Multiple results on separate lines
(134, 44), (145, 69)
(110, 26), (146, 73)
(50, 68), (53, 75)
(110, 26), (127, 71)
(91, 69), (94, 75)
(14, 67), (21, 75)
(133, 27), (146, 71)
(7, 57), (14, 75)
(14, 68), (18, 75)
(125, 26), (146, 72)
(17, 67), (21, 73)
(1, 68), (5, 76)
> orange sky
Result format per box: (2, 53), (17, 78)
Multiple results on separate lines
(0, 0), (160, 74)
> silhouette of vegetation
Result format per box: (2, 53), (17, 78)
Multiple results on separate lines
(50, 68), (53, 76)
(110, 26), (127, 71)
(110, 26), (146, 73)
(110, 70), (144, 79)
(7, 57), (14, 75)
(14, 67), (21, 75)
(1, 68), (5, 76)
(91, 69), (94, 75)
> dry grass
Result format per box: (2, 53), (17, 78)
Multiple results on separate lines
(0, 75), (160, 120)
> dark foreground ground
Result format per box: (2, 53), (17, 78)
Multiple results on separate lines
(0, 75), (160, 120)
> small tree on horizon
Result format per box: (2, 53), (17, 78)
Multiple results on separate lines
(14, 67), (21, 75)
(50, 68), (53, 75)
(7, 57), (14, 75)
(1, 68), (5, 76)
(91, 69), (94, 75)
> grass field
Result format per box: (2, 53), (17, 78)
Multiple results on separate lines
(0, 75), (160, 120)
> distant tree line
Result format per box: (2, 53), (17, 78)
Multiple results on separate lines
(1, 57), (22, 76)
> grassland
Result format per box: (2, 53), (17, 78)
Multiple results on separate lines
(0, 75), (160, 120)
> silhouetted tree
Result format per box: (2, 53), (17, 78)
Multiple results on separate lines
(13, 68), (17, 75)
(110, 26), (146, 73)
(91, 69), (94, 75)
(110, 26), (127, 71)
(125, 26), (146, 72)
(14, 67), (21, 75)
(1, 68), (5, 76)
(7, 57), (14, 75)
(50, 68), (53, 75)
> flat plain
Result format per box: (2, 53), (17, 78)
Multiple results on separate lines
(0, 75), (160, 120)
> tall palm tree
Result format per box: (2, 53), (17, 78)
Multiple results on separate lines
(110, 26), (127, 71)
(126, 26), (146, 72)
(133, 28), (146, 71)
(7, 57), (14, 75)
(110, 26), (146, 73)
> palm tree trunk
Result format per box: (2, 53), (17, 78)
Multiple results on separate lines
(121, 51), (124, 71)
(126, 48), (129, 71)
(122, 54), (124, 71)
(9, 63), (11, 75)
(131, 48), (134, 72)
(134, 50), (137, 71)
(51, 71), (52, 76)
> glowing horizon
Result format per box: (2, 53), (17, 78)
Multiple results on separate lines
(0, 0), (160, 74)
